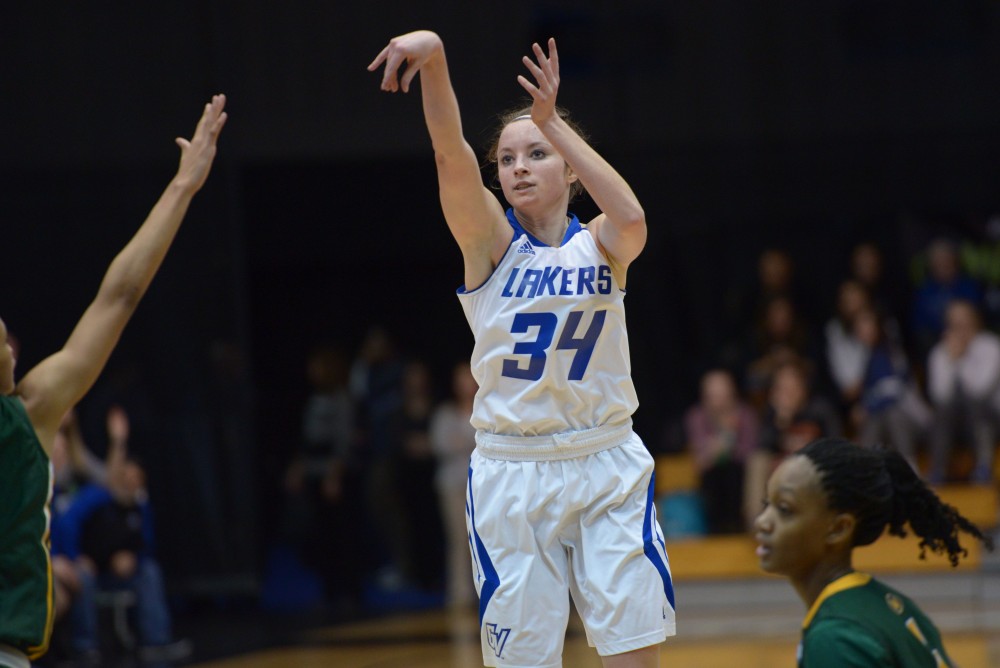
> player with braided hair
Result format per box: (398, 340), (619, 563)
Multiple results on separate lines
(755, 437), (994, 667)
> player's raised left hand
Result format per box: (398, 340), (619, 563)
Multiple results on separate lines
(517, 38), (560, 127)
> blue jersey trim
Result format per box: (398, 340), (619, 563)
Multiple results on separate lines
(643, 472), (676, 609)
(456, 209), (584, 295)
(505, 208), (582, 248)
(468, 466), (500, 626)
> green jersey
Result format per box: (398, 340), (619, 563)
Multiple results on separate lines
(799, 572), (953, 667)
(0, 395), (54, 660)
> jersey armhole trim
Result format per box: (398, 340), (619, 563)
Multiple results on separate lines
(457, 214), (528, 296)
(457, 235), (516, 297)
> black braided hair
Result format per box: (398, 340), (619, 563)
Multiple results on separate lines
(798, 438), (994, 567)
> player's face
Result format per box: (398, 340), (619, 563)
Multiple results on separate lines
(0, 318), (15, 395)
(754, 455), (836, 580)
(496, 120), (576, 211)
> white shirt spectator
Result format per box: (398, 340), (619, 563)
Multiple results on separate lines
(825, 318), (868, 393)
(927, 331), (1000, 404)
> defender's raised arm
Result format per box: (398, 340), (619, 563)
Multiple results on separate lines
(17, 95), (228, 448)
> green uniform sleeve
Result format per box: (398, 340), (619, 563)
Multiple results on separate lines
(802, 618), (892, 668)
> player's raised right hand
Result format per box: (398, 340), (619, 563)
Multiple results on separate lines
(368, 30), (444, 94)
(173, 93), (227, 194)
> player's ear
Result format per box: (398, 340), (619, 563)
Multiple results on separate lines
(826, 512), (856, 548)
(565, 163), (578, 185)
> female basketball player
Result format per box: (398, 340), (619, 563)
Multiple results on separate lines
(0, 94), (226, 668)
(369, 31), (672, 668)
(755, 437), (993, 667)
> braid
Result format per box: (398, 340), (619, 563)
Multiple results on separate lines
(880, 448), (994, 566)
(799, 438), (994, 566)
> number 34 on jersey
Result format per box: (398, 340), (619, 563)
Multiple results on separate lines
(502, 309), (608, 382)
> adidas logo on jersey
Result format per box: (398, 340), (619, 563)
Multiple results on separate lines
(516, 240), (535, 256)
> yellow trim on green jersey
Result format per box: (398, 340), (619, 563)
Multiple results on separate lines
(26, 496), (54, 661)
(802, 572), (871, 629)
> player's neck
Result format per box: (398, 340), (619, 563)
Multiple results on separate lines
(794, 557), (854, 610)
(513, 208), (570, 247)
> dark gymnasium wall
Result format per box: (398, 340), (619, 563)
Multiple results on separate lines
(1, 2), (998, 593)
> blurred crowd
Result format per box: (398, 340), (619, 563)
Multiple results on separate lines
(278, 330), (479, 614)
(681, 231), (1000, 535)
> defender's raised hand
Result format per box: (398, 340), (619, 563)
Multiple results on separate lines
(174, 93), (227, 193)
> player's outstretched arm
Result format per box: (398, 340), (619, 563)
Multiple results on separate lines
(369, 31), (507, 286)
(18, 95), (228, 449)
(519, 39), (646, 274)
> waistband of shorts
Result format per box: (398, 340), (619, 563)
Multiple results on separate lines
(475, 419), (633, 461)
(0, 645), (29, 668)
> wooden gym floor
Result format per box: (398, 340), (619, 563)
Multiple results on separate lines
(187, 573), (1000, 668)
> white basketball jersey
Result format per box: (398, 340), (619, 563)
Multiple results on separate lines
(458, 209), (638, 437)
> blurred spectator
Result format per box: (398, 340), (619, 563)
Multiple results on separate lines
(850, 242), (903, 324)
(50, 412), (95, 628)
(824, 280), (871, 408)
(722, 249), (800, 368)
(960, 213), (1000, 330)
(852, 307), (930, 470)
(746, 360), (843, 525)
(349, 327), (407, 587)
(283, 345), (361, 608)
(926, 300), (1000, 484)
(53, 406), (190, 665)
(759, 359), (842, 459)
(54, 409), (112, 489)
(350, 326), (405, 458)
(730, 248), (795, 319)
(390, 360), (444, 589)
(850, 242), (882, 295)
(912, 238), (982, 360)
(683, 369), (759, 534)
(430, 361), (478, 609)
(744, 295), (814, 408)
(758, 248), (794, 299)
(50, 409), (122, 636)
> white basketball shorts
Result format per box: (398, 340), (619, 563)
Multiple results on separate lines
(466, 421), (676, 668)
